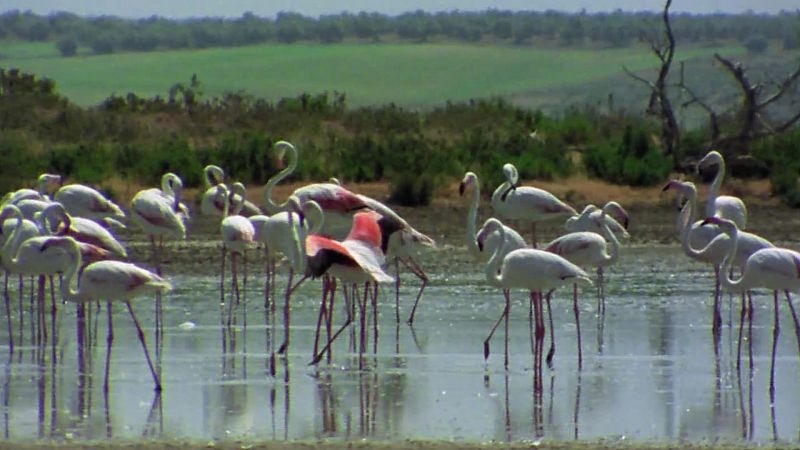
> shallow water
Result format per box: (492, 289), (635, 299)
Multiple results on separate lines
(1, 244), (799, 445)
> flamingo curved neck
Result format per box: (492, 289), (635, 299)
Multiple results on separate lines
(466, 182), (481, 258)
(264, 143), (298, 214)
(678, 186), (710, 260)
(59, 239), (83, 303)
(1, 207), (24, 269)
(706, 157), (725, 218)
(484, 222), (505, 287)
(599, 211), (620, 265)
(718, 226), (743, 291)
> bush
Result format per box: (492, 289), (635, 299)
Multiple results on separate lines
(56, 37), (78, 56)
(743, 34), (768, 54)
(584, 124), (671, 186)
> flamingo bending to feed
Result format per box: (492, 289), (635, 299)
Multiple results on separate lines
(701, 216), (800, 407)
(2, 173), (62, 205)
(564, 202), (629, 239)
(53, 183), (125, 223)
(308, 211), (395, 365)
(477, 218), (591, 370)
(265, 140), (434, 324)
(663, 180), (772, 340)
(218, 183), (256, 326)
(491, 163), (576, 247)
(43, 236), (170, 392)
(200, 165), (262, 218)
(130, 172), (188, 338)
(543, 206), (620, 369)
(698, 150), (747, 230)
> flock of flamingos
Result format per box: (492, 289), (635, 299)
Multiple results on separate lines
(1, 141), (800, 402)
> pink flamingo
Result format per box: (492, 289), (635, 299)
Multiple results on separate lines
(564, 202), (629, 239)
(491, 163), (576, 247)
(698, 150), (748, 230)
(200, 165), (262, 218)
(702, 216), (800, 410)
(477, 218), (591, 370)
(543, 206), (621, 369)
(40, 203), (127, 258)
(265, 140), (434, 324)
(43, 235), (170, 392)
(308, 211), (395, 365)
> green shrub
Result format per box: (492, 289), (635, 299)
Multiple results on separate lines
(584, 124), (671, 186)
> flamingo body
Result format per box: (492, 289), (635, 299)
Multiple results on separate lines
(698, 150), (747, 230)
(54, 184), (125, 221)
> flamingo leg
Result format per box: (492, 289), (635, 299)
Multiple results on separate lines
(736, 292), (747, 374)
(394, 258), (400, 324)
(484, 289), (510, 365)
(125, 301), (161, 392)
(17, 274), (23, 347)
(4, 271), (13, 354)
(49, 276), (57, 364)
(545, 291), (555, 369)
(310, 282), (354, 366)
(402, 257), (429, 326)
(597, 266), (605, 316)
(327, 282), (337, 363)
(782, 291), (800, 356)
(104, 301), (113, 394)
(712, 265), (722, 346)
(312, 278), (330, 360)
(278, 268), (294, 355)
(574, 284), (582, 371)
(770, 290), (780, 442)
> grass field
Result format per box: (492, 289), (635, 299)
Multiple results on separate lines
(0, 41), (743, 108)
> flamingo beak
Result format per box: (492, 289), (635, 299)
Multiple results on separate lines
(299, 212), (306, 229)
(700, 217), (717, 226)
(661, 182), (672, 192)
(500, 184), (516, 201)
(477, 238), (484, 252)
(458, 181), (465, 196)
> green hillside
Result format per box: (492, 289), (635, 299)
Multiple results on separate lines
(0, 41), (742, 108)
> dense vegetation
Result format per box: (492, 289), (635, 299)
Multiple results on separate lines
(3, 67), (797, 207)
(0, 9), (797, 57)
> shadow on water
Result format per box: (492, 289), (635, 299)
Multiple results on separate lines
(0, 246), (799, 444)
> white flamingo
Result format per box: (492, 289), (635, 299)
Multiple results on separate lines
(53, 182), (125, 223)
(200, 165), (262, 217)
(43, 235), (170, 392)
(40, 203), (127, 258)
(564, 202), (629, 238)
(698, 150), (748, 230)
(308, 211), (395, 365)
(663, 180), (772, 339)
(460, 171), (527, 261)
(476, 218), (591, 370)
(702, 216), (800, 407)
(491, 163), (576, 247)
(2, 173), (62, 205)
(543, 206), (620, 369)
(218, 183), (256, 326)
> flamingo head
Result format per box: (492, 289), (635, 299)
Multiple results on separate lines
(272, 140), (295, 168)
(697, 150), (723, 178)
(37, 173), (63, 194)
(203, 165), (225, 186)
(700, 216), (736, 232)
(475, 218), (501, 252)
(500, 163), (519, 201)
(603, 201), (629, 230)
(285, 195), (306, 228)
(459, 172), (478, 196)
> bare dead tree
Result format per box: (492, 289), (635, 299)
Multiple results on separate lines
(624, 0), (680, 162)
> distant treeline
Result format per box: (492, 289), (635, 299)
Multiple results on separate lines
(0, 9), (798, 56)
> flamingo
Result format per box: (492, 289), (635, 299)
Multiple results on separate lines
(39, 203), (127, 258)
(250, 196), (324, 370)
(42, 235), (170, 392)
(200, 165), (262, 218)
(2, 173), (62, 205)
(218, 183), (256, 326)
(543, 206), (620, 369)
(265, 140), (434, 324)
(698, 150), (747, 230)
(130, 172), (188, 339)
(663, 180), (772, 340)
(564, 202), (629, 239)
(491, 163), (576, 247)
(477, 218), (591, 370)
(53, 183), (125, 223)
(460, 171), (526, 261)
(701, 216), (800, 408)
(308, 211), (395, 365)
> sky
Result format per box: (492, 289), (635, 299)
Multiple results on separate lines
(0, 0), (797, 18)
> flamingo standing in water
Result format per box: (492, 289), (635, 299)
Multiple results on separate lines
(200, 165), (262, 218)
(663, 180), (772, 342)
(53, 183), (125, 223)
(218, 183), (256, 327)
(308, 211), (395, 365)
(130, 172), (188, 339)
(543, 206), (621, 369)
(701, 216), (800, 410)
(477, 218), (591, 370)
(491, 163), (576, 248)
(264, 140), (434, 324)
(42, 236), (170, 392)
(698, 150), (748, 230)
(39, 203), (127, 259)
(250, 196), (324, 372)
